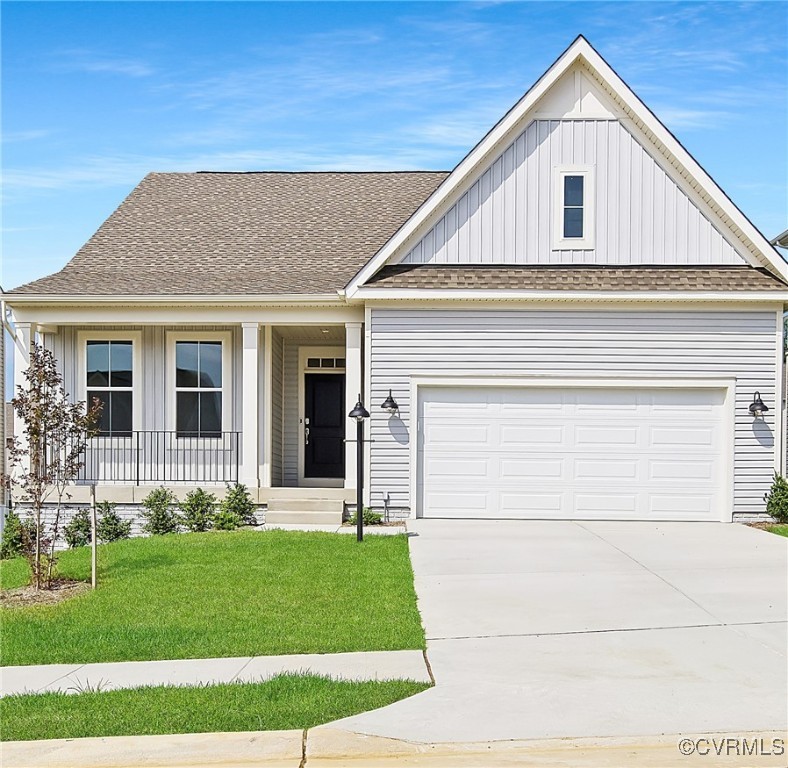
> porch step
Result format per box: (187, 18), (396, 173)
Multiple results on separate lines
(265, 497), (344, 525)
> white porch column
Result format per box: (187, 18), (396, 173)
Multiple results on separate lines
(241, 323), (260, 488)
(12, 322), (35, 469)
(261, 325), (273, 488)
(344, 322), (363, 490)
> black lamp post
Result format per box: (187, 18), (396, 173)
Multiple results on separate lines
(348, 395), (370, 542)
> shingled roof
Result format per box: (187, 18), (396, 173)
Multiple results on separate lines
(365, 265), (788, 292)
(9, 171), (449, 296)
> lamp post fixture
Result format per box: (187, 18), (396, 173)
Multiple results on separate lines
(348, 395), (370, 542)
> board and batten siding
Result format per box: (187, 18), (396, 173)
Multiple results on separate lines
(44, 326), (244, 433)
(270, 329), (285, 487)
(368, 307), (779, 519)
(398, 120), (746, 266)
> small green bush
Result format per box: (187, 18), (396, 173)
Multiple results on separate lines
(764, 473), (788, 523)
(1, 511), (36, 560)
(221, 484), (257, 526)
(213, 508), (242, 531)
(141, 487), (179, 535)
(180, 489), (217, 532)
(348, 508), (383, 526)
(64, 508), (93, 549)
(96, 502), (132, 543)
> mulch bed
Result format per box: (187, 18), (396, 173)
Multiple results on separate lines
(0, 579), (90, 608)
(745, 522), (778, 530)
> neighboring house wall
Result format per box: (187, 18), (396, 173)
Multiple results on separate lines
(368, 306), (779, 519)
(398, 120), (747, 267)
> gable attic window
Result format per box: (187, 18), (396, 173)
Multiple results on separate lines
(553, 166), (594, 250)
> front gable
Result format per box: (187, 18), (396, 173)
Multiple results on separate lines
(347, 37), (787, 295)
(397, 114), (747, 267)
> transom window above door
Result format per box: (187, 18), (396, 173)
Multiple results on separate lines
(86, 340), (133, 436)
(175, 340), (223, 437)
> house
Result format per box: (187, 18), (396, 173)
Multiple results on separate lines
(5, 36), (787, 525)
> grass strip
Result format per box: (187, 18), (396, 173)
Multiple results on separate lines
(1, 674), (430, 742)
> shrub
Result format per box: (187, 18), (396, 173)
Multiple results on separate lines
(220, 484), (257, 526)
(141, 487), (179, 535)
(764, 473), (788, 523)
(96, 502), (132, 543)
(1, 511), (36, 560)
(212, 508), (242, 531)
(63, 508), (93, 548)
(180, 489), (217, 532)
(348, 507), (383, 526)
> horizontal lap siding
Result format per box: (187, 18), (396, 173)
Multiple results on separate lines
(399, 120), (745, 266)
(369, 308), (778, 518)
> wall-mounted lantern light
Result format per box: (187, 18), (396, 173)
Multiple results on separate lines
(748, 392), (769, 418)
(348, 395), (370, 542)
(380, 390), (399, 415)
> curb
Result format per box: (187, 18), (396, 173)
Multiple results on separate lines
(3, 728), (786, 768)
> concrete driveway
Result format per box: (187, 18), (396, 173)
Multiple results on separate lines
(330, 520), (788, 743)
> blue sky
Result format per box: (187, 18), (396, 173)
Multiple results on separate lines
(1, 0), (787, 294)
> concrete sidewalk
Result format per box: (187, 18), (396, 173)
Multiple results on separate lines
(0, 649), (431, 697)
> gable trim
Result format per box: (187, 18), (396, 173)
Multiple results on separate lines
(345, 36), (787, 296)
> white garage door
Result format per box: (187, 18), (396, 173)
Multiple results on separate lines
(418, 386), (727, 521)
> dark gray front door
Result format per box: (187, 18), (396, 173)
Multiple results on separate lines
(304, 373), (345, 479)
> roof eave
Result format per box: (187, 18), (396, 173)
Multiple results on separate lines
(352, 288), (788, 303)
(3, 292), (345, 307)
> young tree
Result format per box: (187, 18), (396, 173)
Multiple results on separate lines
(3, 343), (101, 589)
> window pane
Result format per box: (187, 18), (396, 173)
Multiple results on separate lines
(564, 175), (584, 207)
(177, 391), (200, 435)
(336, 358), (346, 368)
(87, 390), (110, 433)
(176, 342), (199, 388)
(111, 391), (133, 436)
(321, 358), (335, 368)
(199, 342), (222, 388)
(563, 207), (584, 238)
(86, 342), (110, 387)
(200, 392), (222, 436)
(110, 341), (133, 387)
(307, 358), (320, 368)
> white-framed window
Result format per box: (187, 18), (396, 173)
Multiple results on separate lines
(553, 166), (594, 250)
(166, 331), (232, 438)
(77, 331), (141, 437)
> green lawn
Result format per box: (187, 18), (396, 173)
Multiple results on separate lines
(0, 674), (430, 742)
(1, 530), (424, 666)
(766, 524), (788, 537)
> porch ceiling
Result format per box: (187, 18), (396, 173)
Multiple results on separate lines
(275, 325), (345, 343)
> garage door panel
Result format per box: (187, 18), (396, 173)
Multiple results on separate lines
(500, 424), (564, 445)
(650, 426), (715, 446)
(419, 386), (725, 521)
(500, 458), (563, 478)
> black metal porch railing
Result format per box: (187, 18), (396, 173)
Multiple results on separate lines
(77, 431), (241, 485)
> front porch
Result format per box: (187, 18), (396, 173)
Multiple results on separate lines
(12, 312), (366, 523)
